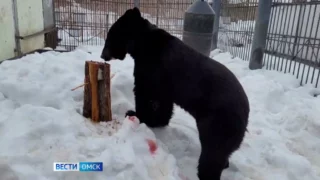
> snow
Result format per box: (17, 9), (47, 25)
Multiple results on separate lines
(0, 46), (320, 180)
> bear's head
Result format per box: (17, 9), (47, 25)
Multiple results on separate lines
(100, 7), (143, 61)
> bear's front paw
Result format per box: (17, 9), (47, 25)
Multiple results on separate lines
(125, 110), (136, 117)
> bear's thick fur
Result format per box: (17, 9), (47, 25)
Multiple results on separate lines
(101, 7), (250, 180)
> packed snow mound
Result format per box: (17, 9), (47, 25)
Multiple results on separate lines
(0, 47), (319, 180)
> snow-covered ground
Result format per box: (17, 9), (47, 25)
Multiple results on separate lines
(0, 46), (319, 180)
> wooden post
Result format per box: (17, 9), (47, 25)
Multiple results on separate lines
(83, 61), (112, 122)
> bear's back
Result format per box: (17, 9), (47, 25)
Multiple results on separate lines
(131, 23), (249, 120)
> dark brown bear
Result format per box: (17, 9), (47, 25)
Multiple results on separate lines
(101, 7), (250, 180)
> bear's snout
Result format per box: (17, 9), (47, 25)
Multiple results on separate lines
(100, 47), (113, 61)
(100, 53), (112, 61)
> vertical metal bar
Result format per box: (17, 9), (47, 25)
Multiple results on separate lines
(284, 3), (298, 74)
(81, 12), (84, 44)
(230, 6), (236, 58)
(249, 0), (272, 70)
(134, 0), (140, 8)
(233, 3), (240, 58)
(226, 4), (231, 54)
(211, 0), (221, 50)
(231, 4), (238, 58)
(244, 1), (251, 61)
(288, 4), (300, 75)
(244, 0), (252, 61)
(251, 1), (258, 61)
(238, 2), (245, 60)
(223, 1), (229, 53)
(90, 0), (93, 46)
(265, 1), (276, 70)
(295, 3), (307, 80)
(300, 4), (316, 85)
(245, 1), (257, 62)
(291, 4), (305, 76)
(53, 0), (59, 47)
(12, 0), (22, 56)
(69, 1), (73, 51)
(249, 1), (257, 61)
(279, 1), (291, 72)
(315, 67), (320, 88)
(156, 0), (159, 26)
(270, 4), (282, 70)
(99, 0), (103, 42)
(234, 3), (241, 59)
(274, 1), (286, 72)
(42, 0), (54, 48)
(310, 5), (320, 85)
(51, 0), (58, 49)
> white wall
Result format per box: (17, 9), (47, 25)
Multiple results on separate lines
(17, 0), (45, 54)
(0, 0), (16, 61)
(0, 0), (46, 62)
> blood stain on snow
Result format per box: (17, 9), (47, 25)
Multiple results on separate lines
(128, 116), (136, 122)
(146, 139), (157, 155)
(179, 172), (189, 180)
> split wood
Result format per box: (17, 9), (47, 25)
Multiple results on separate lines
(82, 61), (112, 122)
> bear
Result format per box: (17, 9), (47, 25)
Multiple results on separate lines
(100, 7), (250, 180)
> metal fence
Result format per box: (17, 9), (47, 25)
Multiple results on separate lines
(217, 0), (257, 61)
(265, 0), (320, 88)
(53, 0), (320, 89)
(218, 0), (320, 89)
(54, 0), (134, 51)
(53, 0), (193, 51)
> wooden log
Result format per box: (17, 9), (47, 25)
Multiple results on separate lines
(89, 62), (99, 122)
(83, 62), (91, 118)
(82, 61), (112, 122)
(98, 62), (112, 122)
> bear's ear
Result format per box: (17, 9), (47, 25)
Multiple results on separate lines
(123, 7), (141, 19)
(124, 8), (132, 16)
(132, 7), (141, 18)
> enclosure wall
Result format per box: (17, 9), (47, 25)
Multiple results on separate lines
(17, 0), (45, 54)
(0, 0), (16, 61)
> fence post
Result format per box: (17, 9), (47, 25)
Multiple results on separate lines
(134, 0), (140, 8)
(211, 0), (221, 50)
(249, 0), (272, 70)
(12, 0), (22, 56)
